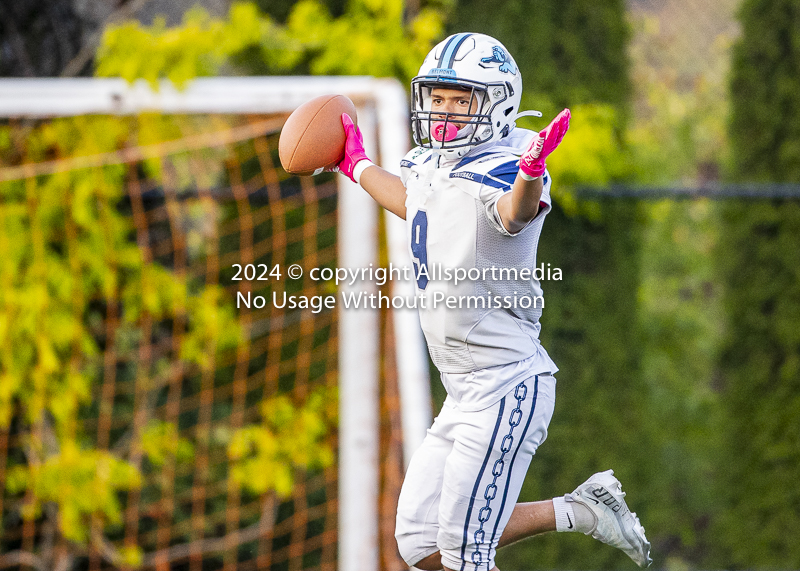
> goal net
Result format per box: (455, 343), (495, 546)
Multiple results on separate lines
(0, 77), (430, 571)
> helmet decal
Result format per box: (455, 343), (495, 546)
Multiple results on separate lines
(479, 46), (517, 75)
(437, 32), (473, 69)
(428, 68), (457, 78)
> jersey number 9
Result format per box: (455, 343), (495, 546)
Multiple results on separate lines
(411, 211), (429, 290)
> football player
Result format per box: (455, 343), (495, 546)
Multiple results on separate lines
(331, 33), (651, 571)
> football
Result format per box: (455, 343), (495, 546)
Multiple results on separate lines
(278, 94), (358, 176)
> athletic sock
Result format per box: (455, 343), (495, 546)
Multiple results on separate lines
(552, 496), (595, 534)
(552, 496), (576, 532)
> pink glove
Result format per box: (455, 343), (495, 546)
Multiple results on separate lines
(334, 113), (372, 183)
(519, 108), (571, 180)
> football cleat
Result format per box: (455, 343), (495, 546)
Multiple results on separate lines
(565, 469), (652, 567)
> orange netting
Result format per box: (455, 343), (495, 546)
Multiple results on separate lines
(0, 113), (406, 571)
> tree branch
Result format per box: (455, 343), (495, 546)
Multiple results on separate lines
(53, 551), (74, 571)
(60, 0), (154, 77)
(0, 550), (46, 571)
(141, 494), (277, 568)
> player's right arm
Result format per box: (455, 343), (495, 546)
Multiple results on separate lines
(358, 165), (407, 219)
(335, 113), (407, 220)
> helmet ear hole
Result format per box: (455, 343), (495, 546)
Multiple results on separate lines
(504, 106), (514, 116)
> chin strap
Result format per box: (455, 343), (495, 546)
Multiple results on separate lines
(519, 108), (571, 180)
(513, 110), (543, 120)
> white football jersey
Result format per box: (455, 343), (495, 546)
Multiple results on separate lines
(401, 128), (558, 400)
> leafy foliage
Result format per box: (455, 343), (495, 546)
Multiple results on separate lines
(1, 4), (360, 559)
(729, 0), (800, 182)
(95, 3), (297, 86)
(627, 11), (734, 184)
(0, 112), (242, 550)
(228, 386), (337, 497)
(716, 0), (800, 566)
(446, 0), (630, 112)
(96, 0), (445, 86)
(636, 199), (726, 565)
(6, 442), (141, 542)
(141, 420), (195, 467)
(282, 0), (444, 83)
(714, 200), (800, 567)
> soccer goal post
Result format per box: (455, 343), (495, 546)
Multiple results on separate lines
(0, 76), (431, 571)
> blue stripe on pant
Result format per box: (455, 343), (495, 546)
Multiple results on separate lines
(488, 377), (540, 549)
(394, 374), (555, 571)
(459, 377), (539, 570)
(458, 397), (506, 570)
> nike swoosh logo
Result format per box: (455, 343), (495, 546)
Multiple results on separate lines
(567, 513), (573, 529)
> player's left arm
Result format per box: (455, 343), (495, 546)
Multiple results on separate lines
(496, 109), (570, 233)
(497, 174), (545, 234)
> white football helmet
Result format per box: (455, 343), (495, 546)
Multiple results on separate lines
(411, 33), (539, 160)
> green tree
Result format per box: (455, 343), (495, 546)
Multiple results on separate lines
(95, 2), (302, 85)
(279, 0), (443, 83)
(95, 0), (445, 86)
(714, 0), (800, 566)
(635, 199), (726, 567)
(447, 0), (629, 113)
(729, 0), (800, 182)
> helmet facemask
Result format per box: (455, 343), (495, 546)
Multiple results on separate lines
(411, 77), (511, 157)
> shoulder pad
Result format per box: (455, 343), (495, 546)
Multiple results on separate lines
(401, 146), (432, 169)
(451, 149), (514, 171)
(449, 157), (519, 192)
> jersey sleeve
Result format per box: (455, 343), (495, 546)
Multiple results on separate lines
(484, 168), (553, 237)
(448, 152), (517, 199)
(449, 151), (553, 236)
(399, 147), (432, 186)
